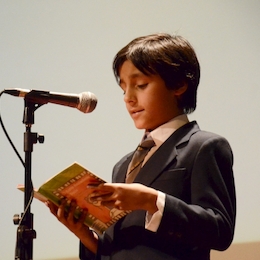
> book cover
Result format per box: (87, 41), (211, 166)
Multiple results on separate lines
(17, 162), (130, 234)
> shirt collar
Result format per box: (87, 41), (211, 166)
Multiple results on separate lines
(145, 114), (189, 148)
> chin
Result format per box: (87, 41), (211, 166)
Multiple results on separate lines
(134, 123), (153, 131)
(133, 122), (146, 130)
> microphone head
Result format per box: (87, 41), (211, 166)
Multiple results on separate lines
(78, 92), (97, 113)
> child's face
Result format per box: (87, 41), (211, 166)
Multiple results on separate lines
(119, 60), (183, 131)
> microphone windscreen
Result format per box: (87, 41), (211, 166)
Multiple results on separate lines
(78, 92), (98, 113)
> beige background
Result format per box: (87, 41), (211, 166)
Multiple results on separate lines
(1, 1), (259, 259)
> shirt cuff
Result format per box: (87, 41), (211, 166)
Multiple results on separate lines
(145, 191), (165, 232)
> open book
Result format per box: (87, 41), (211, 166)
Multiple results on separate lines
(17, 162), (130, 234)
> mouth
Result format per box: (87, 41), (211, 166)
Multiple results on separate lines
(130, 109), (144, 118)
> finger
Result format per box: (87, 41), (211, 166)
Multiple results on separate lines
(89, 191), (115, 203)
(78, 208), (87, 224)
(67, 200), (77, 223)
(95, 183), (117, 191)
(45, 201), (58, 216)
(57, 199), (68, 221)
(87, 182), (103, 189)
(101, 200), (118, 209)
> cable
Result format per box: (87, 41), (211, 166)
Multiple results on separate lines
(18, 189), (35, 226)
(0, 90), (25, 167)
(1, 90), (35, 218)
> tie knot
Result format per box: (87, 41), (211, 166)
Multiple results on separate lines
(138, 136), (155, 150)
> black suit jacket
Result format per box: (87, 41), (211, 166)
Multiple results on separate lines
(80, 121), (236, 260)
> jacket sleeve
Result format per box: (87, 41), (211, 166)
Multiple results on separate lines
(79, 241), (96, 260)
(157, 134), (236, 251)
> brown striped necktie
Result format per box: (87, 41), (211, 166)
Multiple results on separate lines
(125, 136), (155, 183)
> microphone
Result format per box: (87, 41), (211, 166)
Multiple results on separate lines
(4, 88), (97, 113)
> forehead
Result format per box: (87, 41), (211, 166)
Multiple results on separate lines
(119, 60), (147, 82)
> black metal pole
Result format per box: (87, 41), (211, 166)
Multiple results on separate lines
(14, 100), (43, 260)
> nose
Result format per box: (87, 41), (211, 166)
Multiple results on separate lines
(124, 87), (136, 104)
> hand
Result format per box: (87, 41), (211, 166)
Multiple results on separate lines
(90, 183), (158, 214)
(46, 199), (98, 254)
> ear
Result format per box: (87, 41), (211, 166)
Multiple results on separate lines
(174, 83), (188, 97)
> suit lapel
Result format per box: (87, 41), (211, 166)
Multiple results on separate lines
(134, 121), (200, 186)
(114, 152), (133, 183)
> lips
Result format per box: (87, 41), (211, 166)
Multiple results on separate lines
(130, 109), (143, 114)
(129, 108), (144, 118)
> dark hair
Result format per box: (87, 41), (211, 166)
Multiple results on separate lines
(113, 33), (200, 114)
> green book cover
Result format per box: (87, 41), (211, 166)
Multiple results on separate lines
(18, 162), (130, 234)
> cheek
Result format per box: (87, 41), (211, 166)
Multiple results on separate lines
(144, 93), (177, 122)
(145, 95), (166, 112)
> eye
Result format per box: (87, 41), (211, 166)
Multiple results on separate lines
(137, 83), (148, 89)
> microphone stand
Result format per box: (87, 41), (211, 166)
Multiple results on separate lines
(14, 99), (44, 260)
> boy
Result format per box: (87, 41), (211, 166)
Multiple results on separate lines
(47, 33), (236, 260)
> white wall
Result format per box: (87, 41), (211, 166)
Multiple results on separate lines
(0, 1), (259, 259)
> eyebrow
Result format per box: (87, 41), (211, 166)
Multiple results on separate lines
(119, 72), (146, 86)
